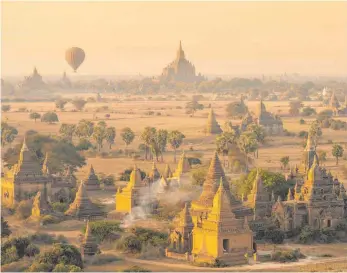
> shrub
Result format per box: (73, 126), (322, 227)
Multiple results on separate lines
(81, 220), (123, 242)
(1, 245), (19, 265)
(299, 119), (305, 124)
(24, 244), (40, 257)
(28, 244), (83, 272)
(89, 253), (120, 265)
(51, 202), (69, 213)
(298, 226), (317, 244)
(28, 232), (68, 245)
(264, 228), (285, 244)
(271, 248), (305, 263)
(41, 215), (60, 225)
(190, 166), (208, 186)
(1, 236), (31, 265)
(76, 139), (93, 151)
(116, 235), (142, 253)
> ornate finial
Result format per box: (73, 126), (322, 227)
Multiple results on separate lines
(21, 136), (29, 152)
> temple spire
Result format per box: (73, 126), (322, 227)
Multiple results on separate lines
(21, 136), (29, 152)
(176, 40), (185, 60)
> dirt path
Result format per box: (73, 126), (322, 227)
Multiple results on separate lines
(119, 255), (347, 272)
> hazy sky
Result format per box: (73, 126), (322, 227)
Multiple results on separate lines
(2, 1), (347, 76)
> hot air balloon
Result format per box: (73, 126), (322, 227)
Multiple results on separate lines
(65, 47), (85, 72)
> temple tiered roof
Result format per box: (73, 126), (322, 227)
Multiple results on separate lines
(81, 220), (99, 256)
(65, 182), (104, 219)
(192, 151), (237, 208)
(84, 165), (100, 190)
(173, 151), (190, 177)
(13, 138), (43, 177)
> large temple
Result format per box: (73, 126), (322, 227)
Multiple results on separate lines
(160, 41), (205, 83)
(328, 91), (347, 116)
(1, 138), (75, 207)
(167, 152), (253, 266)
(242, 133), (346, 233)
(18, 67), (45, 89)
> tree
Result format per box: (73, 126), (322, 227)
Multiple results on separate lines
(332, 144), (344, 165)
(247, 124), (266, 158)
(185, 100), (204, 116)
(41, 112), (59, 124)
(29, 112), (41, 122)
(28, 244), (83, 272)
(167, 130), (185, 163)
(92, 124), (107, 151)
(226, 101), (248, 118)
(280, 156), (290, 170)
(105, 127), (116, 149)
(237, 132), (258, 172)
(3, 132), (86, 173)
(232, 168), (294, 200)
(121, 127), (135, 151)
(190, 166), (209, 186)
(55, 99), (68, 110)
(155, 129), (168, 162)
(72, 99), (87, 111)
(1, 217), (11, 237)
(140, 127), (157, 160)
(301, 107), (316, 117)
(317, 109), (333, 121)
(75, 119), (94, 139)
(289, 100), (303, 116)
(59, 123), (76, 141)
(1, 105), (11, 112)
(309, 121), (322, 147)
(216, 132), (236, 166)
(1, 123), (18, 147)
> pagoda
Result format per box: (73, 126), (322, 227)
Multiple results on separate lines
(160, 41), (205, 83)
(173, 151), (191, 178)
(84, 165), (100, 191)
(80, 220), (99, 257)
(329, 91), (340, 116)
(205, 108), (222, 135)
(65, 182), (105, 220)
(115, 165), (151, 214)
(1, 138), (51, 207)
(191, 181), (253, 265)
(149, 161), (161, 182)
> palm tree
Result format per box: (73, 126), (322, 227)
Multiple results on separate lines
(141, 127), (156, 160)
(167, 130), (185, 163)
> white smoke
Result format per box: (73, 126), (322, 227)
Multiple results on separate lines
(119, 175), (202, 229)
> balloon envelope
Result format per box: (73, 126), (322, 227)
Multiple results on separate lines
(65, 47), (85, 72)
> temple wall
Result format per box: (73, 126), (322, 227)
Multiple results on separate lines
(115, 192), (132, 213)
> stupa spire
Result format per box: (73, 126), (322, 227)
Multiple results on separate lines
(205, 108), (222, 135)
(176, 40), (185, 60)
(193, 151), (235, 208)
